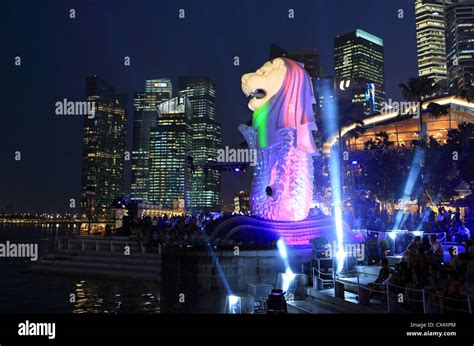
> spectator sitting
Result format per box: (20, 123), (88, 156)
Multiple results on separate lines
(405, 267), (422, 308)
(424, 264), (438, 291)
(426, 234), (444, 266)
(367, 258), (390, 292)
(460, 269), (474, 300)
(437, 208), (445, 231)
(446, 270), (461, 299)
(405, 236), (421, 262)
(409, 248), (425, 272)
(452, 223), (470, 242)
(447, 247), (459, 269)
(391, 262), (409, 294)
(152, 229), (159, 245)
(420, 236), (431, 254)
(430, 269), (448, 310)
(456, 253), (469, 276)
(467, 239), (474, 261)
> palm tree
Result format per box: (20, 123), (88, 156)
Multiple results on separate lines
(347, 124), (366, 150)
(399, 76), (448, 142)
(459, 89), (473, 103)
(336, 98), (366, 147)
(364, 131), (394, 150)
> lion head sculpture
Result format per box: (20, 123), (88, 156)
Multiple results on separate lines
(239, 58), (318, 222)
(241, 57), (318, 154)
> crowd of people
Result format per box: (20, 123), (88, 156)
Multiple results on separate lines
(128, 212), (244, 251)
(343, 206), (471, 241)
(121, 205), (474, 312)
(367, 234), (474, 312)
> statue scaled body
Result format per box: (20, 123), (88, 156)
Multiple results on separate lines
(240, 58), (318, 221)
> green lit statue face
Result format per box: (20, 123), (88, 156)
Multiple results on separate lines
(241, 58), (287, 111)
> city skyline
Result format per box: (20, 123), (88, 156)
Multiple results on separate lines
(2, 0), (424, 212)
(2, 0), (474, 339)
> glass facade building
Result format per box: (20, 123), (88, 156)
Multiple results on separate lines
(233, 191), (250, 213)
(80, 76), (127, 218)
(334, 29), (385, 115)
(445, 0), (474, 99)
(415, 0), (451, 89)
(178, 76), (222, 213)
(131, 79), (172, 203)
(148, 96), (193, 211)
(345, 103), (474, 151)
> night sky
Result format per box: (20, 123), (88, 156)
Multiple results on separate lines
(1, 0), (418, 213)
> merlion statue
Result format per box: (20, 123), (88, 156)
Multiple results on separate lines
(240, 58), (318, 221)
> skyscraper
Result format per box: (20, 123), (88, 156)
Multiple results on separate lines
(415, 0), (451, 89)
(148, 96), (193, 210)
(233, 191), (250, 213)
(334, 29), (385, 114)
(445, 0), (474, 98)
(131, 79), (172, 203)
(178, 76), (222, 213)
(81, 76), (127, 218)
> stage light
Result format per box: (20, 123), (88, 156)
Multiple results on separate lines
(352, 160), (358, 165)
(412, 231), (422, 237)
(266, 289), (288, 314)
(225, 295), (242, 314)
(388, 232), (397, 240)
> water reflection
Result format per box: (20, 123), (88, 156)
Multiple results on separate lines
(0, 224), (160, 314)
(72, 280), (160, 314)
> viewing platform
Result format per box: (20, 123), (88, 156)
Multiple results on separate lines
(29, 236), (161, 282)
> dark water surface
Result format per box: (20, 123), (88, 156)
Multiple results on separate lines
(0, 224), (160, 313)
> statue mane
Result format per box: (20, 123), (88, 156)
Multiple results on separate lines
(252, 58), (318, 154)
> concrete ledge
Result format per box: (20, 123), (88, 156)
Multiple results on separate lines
(307, 288), (386, 313)
(29, 265), (160, 282)
(38, 259), (160, 273)
(46, 253), (160, 266)
(56, 249), (160, 259)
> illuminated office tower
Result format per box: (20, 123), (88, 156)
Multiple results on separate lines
(148, 96), (193, 210)
(415, 0), (451, 92)
(233, 191), (250, 213)
(80, 76), (127, 218)
(178, 76), (222, 213)
(334, 29), (385, 115)
(131, 79), (172, 203)
(445, 0), (474, 98)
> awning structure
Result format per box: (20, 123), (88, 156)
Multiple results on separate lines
(322, 96), (474, 155)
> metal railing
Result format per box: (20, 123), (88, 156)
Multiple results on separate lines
(356, 229), (448, 243)
(327, 269), (472, 314)
(56, 237), (145, 253)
